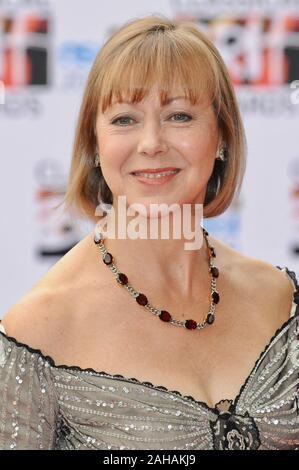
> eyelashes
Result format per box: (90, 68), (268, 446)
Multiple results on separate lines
(110, 113), (193, 126)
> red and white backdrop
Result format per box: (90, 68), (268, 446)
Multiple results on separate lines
(1, 0), (299, 315)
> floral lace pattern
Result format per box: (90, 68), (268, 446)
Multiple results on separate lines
(210, 400), (260, 450)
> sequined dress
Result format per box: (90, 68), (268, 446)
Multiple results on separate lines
(0, 266), (298, 450)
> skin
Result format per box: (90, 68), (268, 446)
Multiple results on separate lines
(95, 83), (223, 303)
(0, 86), (294, 409)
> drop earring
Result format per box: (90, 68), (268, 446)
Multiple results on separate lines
(94, 152), (101, 167)
(216, 147), (227, 162)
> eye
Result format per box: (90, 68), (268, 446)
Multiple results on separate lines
(110, 112), (193, 126)
(111, 115), (134, 126)
(170, 113), (192, 122)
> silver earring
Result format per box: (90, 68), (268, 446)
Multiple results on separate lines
(94, 152), (101, 167)
(216, 146), (227, 162)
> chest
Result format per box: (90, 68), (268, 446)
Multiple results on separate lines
(57, 275), (282, 409)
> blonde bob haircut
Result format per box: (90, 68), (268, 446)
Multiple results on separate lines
(62, 14), (246, 222)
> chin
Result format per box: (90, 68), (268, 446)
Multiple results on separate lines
(124, 195), (188, 219)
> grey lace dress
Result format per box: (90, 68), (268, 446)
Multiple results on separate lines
(0, 266), (298, 450)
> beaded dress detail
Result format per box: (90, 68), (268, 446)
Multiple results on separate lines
(0, 266), (298, 450)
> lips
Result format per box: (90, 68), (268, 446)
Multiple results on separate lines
(131, 167), (180, 175)
(131, 168), (181, 185)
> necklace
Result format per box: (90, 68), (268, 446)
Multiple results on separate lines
(94, 227), (220, 331)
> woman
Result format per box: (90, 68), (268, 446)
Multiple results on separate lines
(0, 14), (298, 450)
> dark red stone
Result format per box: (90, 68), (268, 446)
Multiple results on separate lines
(136, 293), (148, 306)
(159, 310), (172, 322)
(210, 246), (216, 257)
(210, 266), (219, 278)
(211, 291), (220, 304)
(185, 319), (197, 330)
(117, 273), (128, 285)
(207, 313), (215, 324)
(103, 253), (113, 265)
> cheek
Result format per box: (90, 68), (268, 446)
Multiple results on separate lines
(98, 137), (130, 171)
(182, 141), (216, 170)
(180, 137), (217, 188)
(178, 125), (218, 161)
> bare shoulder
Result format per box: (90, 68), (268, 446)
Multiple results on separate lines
(238, 255), (295, 335)
(234, 252), (294, 310)
(0, 230), (102, 354)
(212, 235), (295, 325)
(1, 286), (72, 351)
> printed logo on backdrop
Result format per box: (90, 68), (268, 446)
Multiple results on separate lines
(0, 7), (52, 118)
(172, 0), (299, 117)
(58, 42), (98, 90)
(0, 12), (50, 86)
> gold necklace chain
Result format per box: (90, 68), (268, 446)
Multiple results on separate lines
(94, 227), (220, 330)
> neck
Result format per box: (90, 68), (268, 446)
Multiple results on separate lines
(96, 208), (210, 302)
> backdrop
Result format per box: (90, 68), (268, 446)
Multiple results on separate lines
(1, 0), (299, 315)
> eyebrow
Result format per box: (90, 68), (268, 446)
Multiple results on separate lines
(111, 96), (189, 107)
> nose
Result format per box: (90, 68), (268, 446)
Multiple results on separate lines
(137, 121), (168, 157)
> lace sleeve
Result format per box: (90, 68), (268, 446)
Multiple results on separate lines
(0, 329), (59, 449)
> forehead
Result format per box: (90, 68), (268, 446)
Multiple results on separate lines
(99, 87), (207, 115)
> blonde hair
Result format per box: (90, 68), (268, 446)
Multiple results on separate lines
(62, 14), (246, 222)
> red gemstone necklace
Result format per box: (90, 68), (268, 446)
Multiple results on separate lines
(94, 227), (220, 330)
